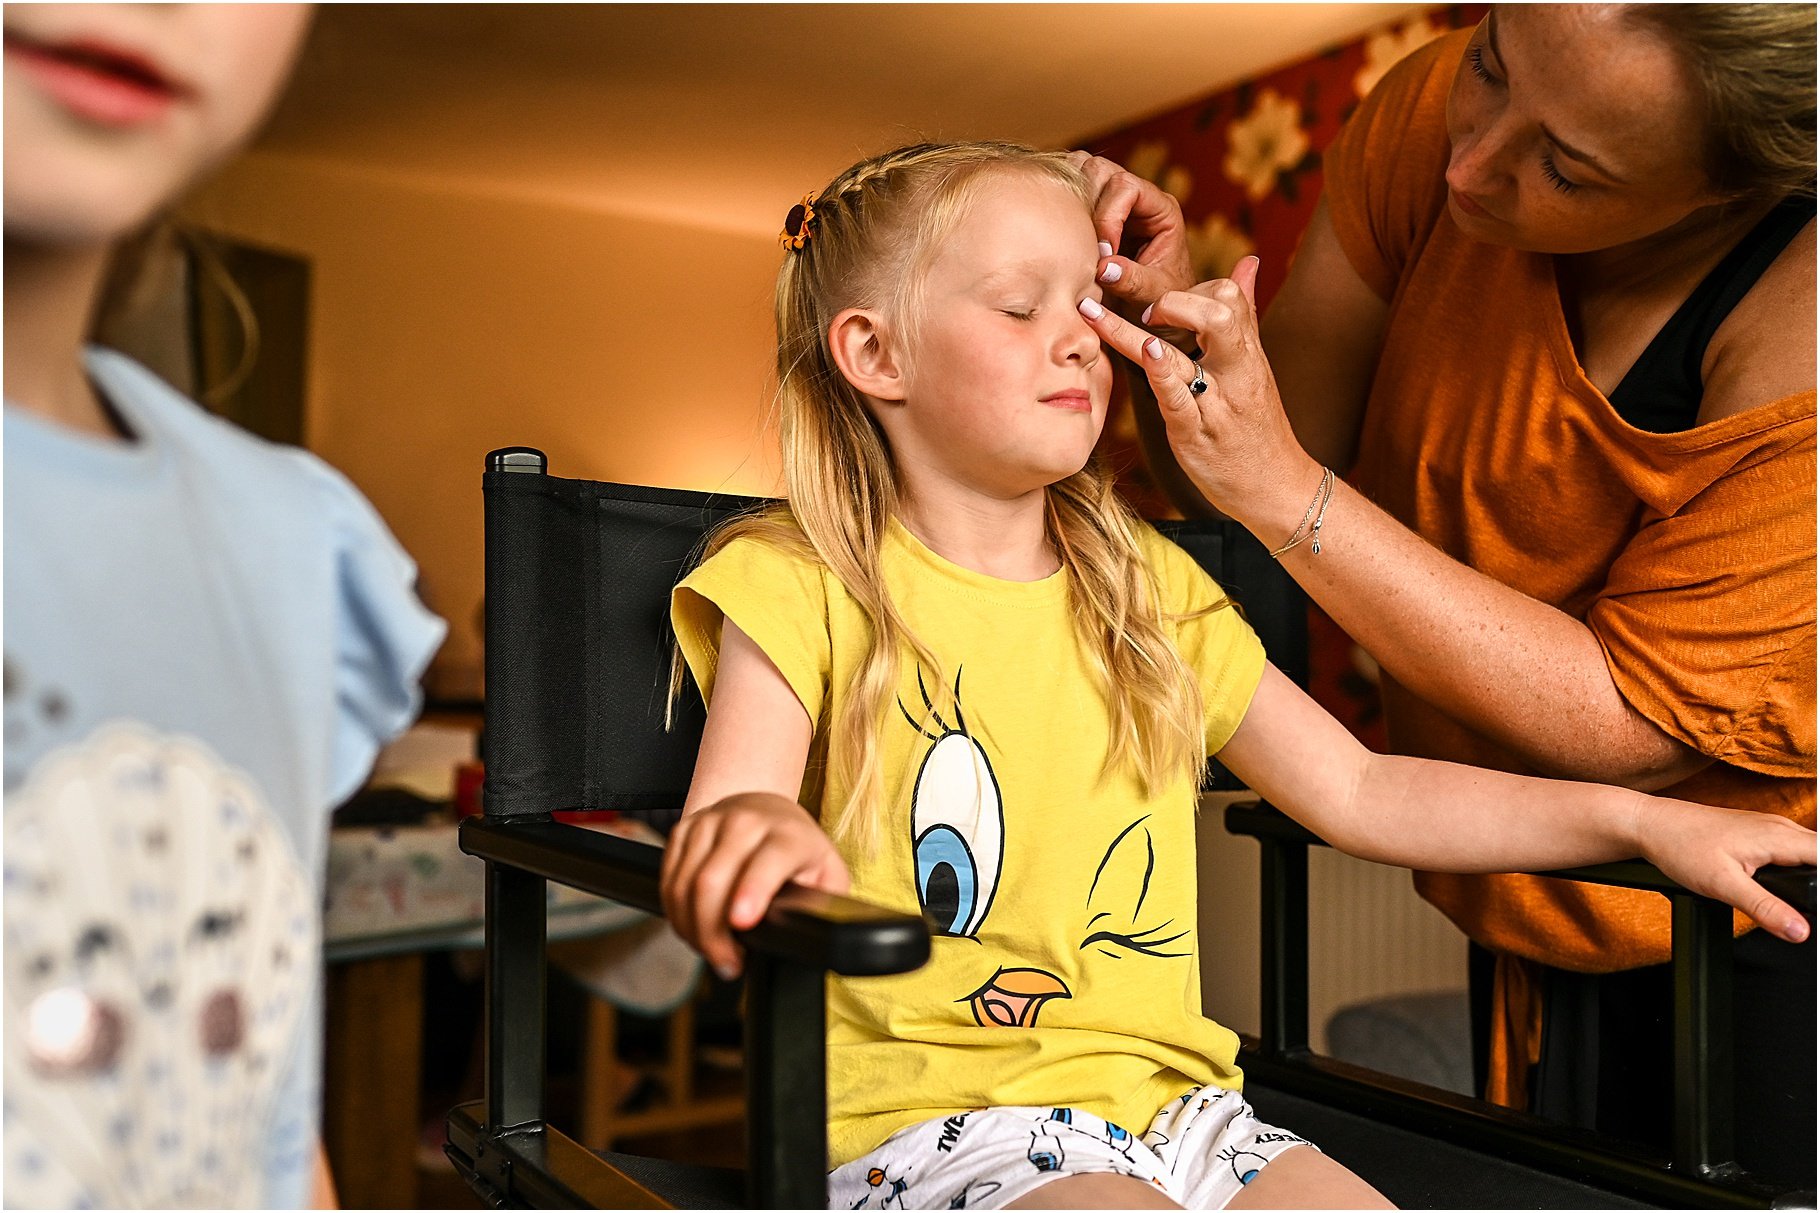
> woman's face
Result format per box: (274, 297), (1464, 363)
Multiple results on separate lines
(4, 4), (312, 249)
(1443, 5), (1728, 255)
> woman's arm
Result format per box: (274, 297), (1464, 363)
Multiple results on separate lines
(1218, 664), (1815, 942)
(1256, 200), (1390, 473)
(661, 618), (845, 978)
(1080, 281), (1713, 791)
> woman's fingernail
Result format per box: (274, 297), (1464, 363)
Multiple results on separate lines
(717, 962), (740, 981)
(1140, 304), (1154, 325)
(1144, 337), (1165, 360)
(1098, 241), (1114, 259)
(1077, 297), (1105, 320)
(1099, 261), (1123, 283)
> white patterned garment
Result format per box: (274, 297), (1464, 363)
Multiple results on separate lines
(5, 727), (317, 1208)
(827, 1084), (1316, 1210)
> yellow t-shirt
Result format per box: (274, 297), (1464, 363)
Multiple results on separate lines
(672, 516), (1267, 1167)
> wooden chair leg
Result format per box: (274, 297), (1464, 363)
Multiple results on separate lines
(665, 991), (696, 1107)
(579, 996), (619, 1149)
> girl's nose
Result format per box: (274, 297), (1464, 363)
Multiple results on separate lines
(1061, 312), (1102, 363)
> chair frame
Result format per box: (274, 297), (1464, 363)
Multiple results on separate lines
(1226, 802), (1814, 1208)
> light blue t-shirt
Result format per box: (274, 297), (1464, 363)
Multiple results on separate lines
(3, 349), (446, 1208)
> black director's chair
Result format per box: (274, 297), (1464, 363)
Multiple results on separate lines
(447, 447), (1815, 1209)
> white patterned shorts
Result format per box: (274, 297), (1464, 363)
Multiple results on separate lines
(827, 1084), (1315, 1209)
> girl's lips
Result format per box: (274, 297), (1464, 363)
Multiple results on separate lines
(1041, 391), (1092, 413)
(4, 32), (185, 128)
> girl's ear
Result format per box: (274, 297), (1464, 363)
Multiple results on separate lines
(828, 308), (908, 403)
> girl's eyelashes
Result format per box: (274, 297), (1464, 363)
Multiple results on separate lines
(1000, 308), (1036, 322)
(1540, 154), (1580, 194)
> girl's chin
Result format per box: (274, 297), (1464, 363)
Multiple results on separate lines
(6, 180), (170, 250)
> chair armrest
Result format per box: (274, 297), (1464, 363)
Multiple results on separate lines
(1221, 800), (1817, 916)
(459, 817), (930, 976)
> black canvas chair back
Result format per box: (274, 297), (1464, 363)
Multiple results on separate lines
(482, 447), (769, 831)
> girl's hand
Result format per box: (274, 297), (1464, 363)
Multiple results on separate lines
(1067, 151), (1195, 307)
(1640, 798), (1816, 943)
(1077, 259), (1323, 537)
(659, 791), (851, 980)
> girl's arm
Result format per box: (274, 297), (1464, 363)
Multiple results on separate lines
(659, 618), (846, 979)
(1080, 281), (1714, 792)
(1217, 664), (1815, 944)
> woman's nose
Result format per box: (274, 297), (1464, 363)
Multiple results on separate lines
(1446, 115), (1517, 196)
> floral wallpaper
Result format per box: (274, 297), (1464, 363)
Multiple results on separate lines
(1081, 5), (1487, 747)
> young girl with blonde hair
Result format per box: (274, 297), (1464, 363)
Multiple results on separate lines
(659, 141), (1813, 1210)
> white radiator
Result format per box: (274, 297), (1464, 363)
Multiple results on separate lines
(1195, 793), (1469, 1054)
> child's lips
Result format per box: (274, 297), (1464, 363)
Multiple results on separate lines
(1040, 391), (1093, 412)
(4, 30), (189, 128)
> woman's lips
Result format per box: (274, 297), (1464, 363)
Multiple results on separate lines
(1449, 188), (1496, 221)
(1041, 391), (1092, 413)
(4, 33), (185, 127)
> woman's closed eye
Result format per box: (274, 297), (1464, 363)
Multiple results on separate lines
(1467, 42), (1584, 196)
(1467, 43), (1497, 84)
(1540, 154), (1581, 194)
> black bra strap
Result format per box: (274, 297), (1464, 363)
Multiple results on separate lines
(1607, 194), (1815, 434)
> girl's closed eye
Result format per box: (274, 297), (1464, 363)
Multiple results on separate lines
(1000, 306), (1037, 322)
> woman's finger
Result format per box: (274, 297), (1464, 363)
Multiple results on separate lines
(1146, 286), (1256, 374)
(1097, 253), (1190, 308)
(1085, 170), (1146, 264)
(1076, 297), (1202, 421)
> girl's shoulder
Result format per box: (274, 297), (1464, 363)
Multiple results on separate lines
(684, 506), (831, 606)
(697, 505), (822, 572)
(1132, 521), (1232, 613)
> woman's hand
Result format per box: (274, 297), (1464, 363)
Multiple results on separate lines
(659, 791), (850, 979)
(1078, 258), (1324, 541)
(1639, 798), (1816, 944)
(1067, 151), (1195, 306)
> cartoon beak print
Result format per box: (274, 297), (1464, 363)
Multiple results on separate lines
(961, 965), (1071, 1027)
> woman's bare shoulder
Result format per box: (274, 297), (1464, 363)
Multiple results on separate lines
(1700, 217), (1816, 424)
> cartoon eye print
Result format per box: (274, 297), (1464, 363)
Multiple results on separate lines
(1081, 817), (1191, 959)
(1220, 1146), (1271, 1186)
(1027, 1125), (1066, 1173)
(902, 667), (1004, 939)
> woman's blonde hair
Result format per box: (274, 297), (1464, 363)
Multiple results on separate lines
(689, 141), (1218, 848)
(1626, 4), (1816, 200)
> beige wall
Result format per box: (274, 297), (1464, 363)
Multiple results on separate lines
(182, 153), (786, 695)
